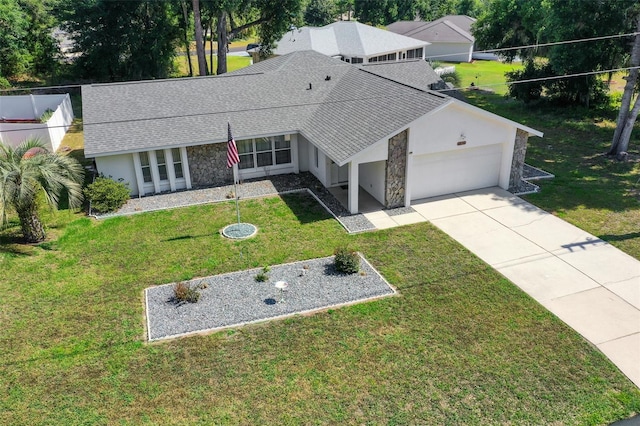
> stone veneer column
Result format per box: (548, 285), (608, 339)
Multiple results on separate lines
(508, 129), (528, 190)
(186, 143), (234, 187)
(385, 129), (408, 208)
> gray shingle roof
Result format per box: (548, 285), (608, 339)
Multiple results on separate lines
(82, 50), (450, 165)
(387, 16), (476, 44)
(359, 60), (441, 90)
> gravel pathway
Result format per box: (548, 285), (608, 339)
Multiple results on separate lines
(96, 172), (375, 233)
(145, 254), (396, 341)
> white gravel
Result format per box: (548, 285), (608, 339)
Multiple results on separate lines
(145, 254), (395, 341)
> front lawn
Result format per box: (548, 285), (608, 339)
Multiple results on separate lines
(1, 193), (638, 424)
(173, 54), (252, 77)
(442, 60), (524, 95)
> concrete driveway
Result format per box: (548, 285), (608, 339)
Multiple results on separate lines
(364, 187), (640, 388)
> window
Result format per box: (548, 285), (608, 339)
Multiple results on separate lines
(172, 148), (183, 178)
(351, 57), (363, 64)
(156, 150), (168, 180)
(274, 136), (291, 164)
(387, 53), (396, 61)
(237, 136), (292, 170)
(238, 139), (254, 170)
(255, 138), (273, 167)
(139, 152), (152, 183)
(314, 146), (319, 168)
(406, 48), (423, 60)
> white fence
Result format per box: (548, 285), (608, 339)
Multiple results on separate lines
(0, 94), (74, 152)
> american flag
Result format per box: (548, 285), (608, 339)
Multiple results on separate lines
(226, 122), (240, 168)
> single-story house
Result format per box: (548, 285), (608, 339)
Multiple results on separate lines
(82, 50), (542, 214)
(267, 21), (429, 64)
(387, 15), (476, 63)
(0, 94), (74, 151)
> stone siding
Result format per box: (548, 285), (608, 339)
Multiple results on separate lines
(508, 128), (528, 190)
(187, 143), (234, 187)
(385, 129), (408, 208)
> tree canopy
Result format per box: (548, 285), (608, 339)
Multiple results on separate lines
(474, 0), (638, 107)
(58, 0), (182, 82)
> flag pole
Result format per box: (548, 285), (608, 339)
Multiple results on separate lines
(227, 122), (242, 226)
(233, 163), (240, 225)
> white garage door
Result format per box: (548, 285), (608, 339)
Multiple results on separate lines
(410, 144), (503, 200)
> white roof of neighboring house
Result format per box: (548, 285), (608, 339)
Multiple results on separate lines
(274, 21), (429, 58)
(387, 15), (476, 44)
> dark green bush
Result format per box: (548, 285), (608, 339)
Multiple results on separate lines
(334, 248), (360, 274)
(255, 266), (270, 282)
(84, 175), (130, 213)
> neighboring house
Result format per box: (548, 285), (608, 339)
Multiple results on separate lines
(387, 15), (476, 63)
(82, 50), (541, 214)
(268, 21), (429, 64)
(0, 94), (74, 152)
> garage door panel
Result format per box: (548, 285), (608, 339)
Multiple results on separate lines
(410, 144), (502, 200)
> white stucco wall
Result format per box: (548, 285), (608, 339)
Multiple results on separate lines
(405, 102), (518, 198)
(409, 103), (513, 156)
(297, 133), (310, 172)
(95, 154), (139, 196)
(424, 42), (473, 62)
(304, 134), (329, 187)
(359, 160), (386, 204)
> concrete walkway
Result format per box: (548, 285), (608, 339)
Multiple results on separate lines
(363, 187), (640, 388)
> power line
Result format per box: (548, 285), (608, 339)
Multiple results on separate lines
(3, 30), (640, 94)
(2, 64), (637, 136)
(426, 30), (640, 60)
(435, 65), (640, 93)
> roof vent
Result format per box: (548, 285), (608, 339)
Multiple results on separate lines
(325, 75), (331, 81)
(307, 83), (312, 90)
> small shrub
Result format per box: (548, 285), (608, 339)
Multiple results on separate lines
(255, 265), (270, 282)
(84, 175), (130, 213)
(39, 109), (55, 123)
(334, 247), (360, 274)
(174, 281), (200, 303)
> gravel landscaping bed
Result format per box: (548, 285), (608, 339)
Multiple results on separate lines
(145, 254), (396, 341)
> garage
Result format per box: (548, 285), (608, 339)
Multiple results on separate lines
(409, 143), (503, 200)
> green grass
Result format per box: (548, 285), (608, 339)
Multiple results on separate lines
(442, 60), (524, 95)
(173, 54), (252, 77)
(1, 193), (639, 424)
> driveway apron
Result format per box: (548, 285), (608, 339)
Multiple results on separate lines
(370, 187), (640, 388)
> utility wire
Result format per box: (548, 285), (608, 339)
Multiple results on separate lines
(2, 30), (640, 94)
(425, 30), (640, 60)
(2, 65), (638, 135)
(435, 65), (640, 92)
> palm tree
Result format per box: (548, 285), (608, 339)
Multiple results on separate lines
(0, 139), (84, 243)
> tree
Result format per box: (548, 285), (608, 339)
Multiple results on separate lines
(473, 0), (544, 62)
(304, 0), (336, 26)
(17, 0), (60, 76)
(214, 0), (303, 74)
(0, 0), (31, 79)
(609, 13), (640, 159)
(0, 140), (84, 243)
(58, 0), (182, 82)
(336, 0), (354, 20)
(474, 0), (636, 107)
(192, 0), (208, 76)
